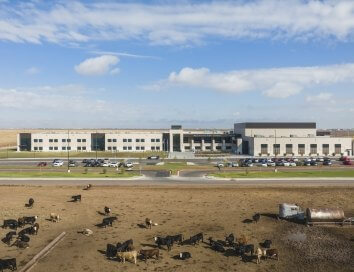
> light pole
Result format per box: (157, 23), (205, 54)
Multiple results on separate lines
(274, 129), (277, 173)
(67, 129), (70, 173)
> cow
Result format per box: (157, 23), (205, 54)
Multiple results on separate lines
(106, 244), (117, 259)
(2, 232), (17, 245)
(235, 244), (254, 257)
(117, 251), (137, 264)
(50, 213), (60, 223)
(18, 226), (36, 237)
(237, 234), (247, 246)
(81, 229), (93, 236)
(17, 218), (25, 228)
(18, 235), (30, 243)
(261, 239), (272, 249)
(263, 248), (279, 260)
(166, 234), (183, 245)
(208, 237), (225, 253)
(71, 195), (81, 202)
(23, 216), (38, 225)
(256, 247), (263, 264)
(154, 236), (173, 251)
(188, 233), (203, 245)
(11, 240), (29, 249)
(179, 252), (192, 260)
(0, 258), (17, 271)
(145, 218), (152, 229)
(32, 223), (39, 235)
(83, 184), (92, 190)
(2, 220), (18, 230)
(253, 213), (261, 223)
(116, 239), (134, 252)
(225, 233), (235, 246)
(102, 216), (117, 228)
(139, 249), (159, 262)
(26, 198), (34, 208)
(104, 206), (111, 216)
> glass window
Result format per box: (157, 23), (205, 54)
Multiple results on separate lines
(54, 139), (58, 143)
(286, 144), (293, 154)
(49, 139), (53, 143)
(62, 139), (66, 142)
(128, 146), (132, 150)
(123, 139), (127, 142)
(77, 139), (81, 142)
(151, 146), (155, 150)
(141, 146), (145, 150)
(82, 147), (86, 151)
(310, 144), (317, 154)
(335, 144), (341, 154)
(273, 144), (280, 155)
(82, 139), (86, 142)
(128, 139), (132, 142)
(113, 139), (117, 142)
(156, 139), (160, 142)
(39, 139), (43, 142)
(39, 147), (43, 150)
(136, 146), (140, 150)
(261, 144), (268, 154)
(141, 139), (145, 142)
(113, 146), (117, 150)
(54, 147), (58, 150)
(49, 147), (53, 150)
(67, 147), (71, 150)
(108, 146), (112, 150)
(67, 139), (71, 142)
(156, 146), (160, 150)
(136, 139), (140, 142)
(108, 139), (112, 142)
(151, 139), (155, 142)
(34, 139), (38, 142)
(77, 147), (81, 151)
(62, 146), (66, 150)
(34, 147), (38, 150)
(123, 146), (127, 150)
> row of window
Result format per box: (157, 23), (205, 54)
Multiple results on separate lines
(119, 138), (161, 143)
(183, 137), (232, 144)
(34, 139), (87, 143)
(260, 144), (341, 154)
(33, 147), (43, 150)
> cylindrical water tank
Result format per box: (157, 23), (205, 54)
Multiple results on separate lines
(306, 208), (345, 222)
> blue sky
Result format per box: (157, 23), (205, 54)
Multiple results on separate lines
(0, 0), (354, 129)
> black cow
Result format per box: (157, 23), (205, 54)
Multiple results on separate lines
(104, 206), (111, 216)
(2, 232), (17, 245)
(189, 233), (203, 245)
(261, 239), (272, 249)
(235, 244), (254, 256)
(25, 198), (34, 208)
(0, 258), (17, 271)
(179, 252), (191, 260)
(116, 239), (134, 252)
(2, 220), (18, 230)
(18, 226), (36, 237)
(106, 244), (117, 259)
(71, 195), (81, 202)
(18, 235), (30, 243)
(11, 240), (29, 249)
(23, 216), (38, 225)
(208, 237), (225, 253)
(154, 236), (173, 251)
(253, 213), (260, 223)
(225, 233), (235, 246)
(102, 216), (117, 228)
(166, 234), (183, 245)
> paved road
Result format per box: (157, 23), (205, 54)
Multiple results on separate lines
(0, 177), (353, 187)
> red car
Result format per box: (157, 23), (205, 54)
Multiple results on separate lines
(37, 162), (47, 167)
(343, 160), (352, 165)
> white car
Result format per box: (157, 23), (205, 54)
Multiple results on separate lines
(52, 160), (64, 167)
(108, 162), (119, 167)
(260, 163), (268, 167)
(267, 161), (276, 167)
(283, 162), (290, 167)
(125, 162), (133, 168)
(216, 162), (224, 168)
(289, 162), (297, 167)
(101, 162), (109, 167)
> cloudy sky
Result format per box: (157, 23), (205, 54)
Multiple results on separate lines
(1, 0), (354, 129)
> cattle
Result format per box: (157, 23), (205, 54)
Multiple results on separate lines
(33, 223), (39, 235)
(23, 216), (38, 225)
(11, 240), (29, 249)
(179, 252), (191, 260)
(117, 250), (137, 264)
(139, 249), (159, 262)
(235, 244), (254, 256)
(253, 213), (261, 223)
(81, 229), (93, 236)
(71, 195), (81, 202)
(225, 233), (235, 246)
(18, 235), (30, 243)
(208, 237), (225, 253)
(26, 198), (34, 208)
(262, 239), (272, 249)
(154, 236), (173, 251)
(83, 184), (92, 190)
(104, 206), (111, 216)
(2, 232), (17, 245)
(106, 244), (117, 259)
(0, 258), (17, 271)
(50, 213), (60, 223)
(2, 220), (18, 230)
(102, 216), (117, 228)
(116, 239), (134, 252)
(263, 248), (279, 260)
(18, 226), (36, 237)
(17, 218), (25, 228)
(256, 247), (263, 264)
(189, 233), (203, 245)
(145, 218), (152, 229)
(166, 234), (183, 245)
(237, 234), (247, 246)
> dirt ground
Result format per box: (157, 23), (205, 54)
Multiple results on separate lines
(0, 186), (353, 272)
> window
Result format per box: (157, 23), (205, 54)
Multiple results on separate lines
(335, 144), (341, 154)
(77, 139), (81, 142)
(113, 139), (117, 142)
(39, 147), (43, 151)
(141, 139), (145, 142)
(54, 139), (58, 143)
(82, 147), (86, 151)
(123, 146), (127, 150)
(310, 144), (317, 154)
(298, 144), (305, 155)
(67, 147), (71, 151)
(77, 147), (81, 151)
(183, 137), (189, 143)
(156, 147), (160, 150)
(225, 137), (232, 144)
(108, 146), (112, 150)
(206, 146), (211, 150)
(184, 146), (190, 150)
(49, 147), (53, 150)
(128, 139), (132, 142)
(34, 147), (38, 150)
(194, 137), (202, 143)
(141, 146), (145, 150)
(261, 144), (268, 154)
(39, 139), (43, 143)
(67, 139), (71, 143)
(322, 144), (329, 155)
(216, 146), (222, 150)
(62, 139), (66, 142)
(215, 137), (222, 143)
(136, 139), (140, 142)
(49, 139), (53, 143)
(62, 146), (66, 150)
(151, 146), (155, 150)
(54, 147), (58, 150)
(136, 146), (140, 150)
(34, 139), (38, 143)
(156, 139), (160, 142)
(273, 144), (280, 155)
(286, 144), (293, 154)
(128, 146), (132, 150)
(226, 146), (231, 150)
(82, 139), (86, 142)
(123, 139), (127, 142)
(113, 147), (117, 150)
(108, 139), (112, 142)
(204, 137), (212, 144)
(151, 139), (155, 142)
(195, 146), (201, 150)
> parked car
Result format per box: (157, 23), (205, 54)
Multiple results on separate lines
(52, 160), (64, 167)
(310, 161), (318, 166)
(147, 156), (160, 160)
(267, 161), (276, 167)
(68, 160), (78, 167)
(323, 160), (332, 166)
(260, 162), (268, 167)
(283, 162), (290, 167)
(82, 159), (88, 164)
(343, 160), (352, 165)
(304, 161), (312, 166)
(316, 157), (324, 162)
(108, 162), (119, 167)
(37, 162), (47, 167)
(101, 162), (110, 167)
(125, 161), (133, 168)
(226, 162), (238, 167)
(289, 162), (297, 167)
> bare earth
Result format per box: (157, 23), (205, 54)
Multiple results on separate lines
(0, 186), (353, 272)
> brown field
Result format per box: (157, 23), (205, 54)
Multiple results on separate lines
(0, 186), (353, 272)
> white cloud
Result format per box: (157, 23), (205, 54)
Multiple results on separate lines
(25, 66), (40, 75)
(157, 63), (354, 98)
(306, 92), (333, 102)
(2, 1), (354, 45)
(109, 67), (120, 75)
(74, 55), (119, 76)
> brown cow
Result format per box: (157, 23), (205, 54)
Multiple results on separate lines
(237, 234), (247, 245)
(263, 248), (279, 260)
(139, 249), (159, 262)
(145, 218), (152, 229)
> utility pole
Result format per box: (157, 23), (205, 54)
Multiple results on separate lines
(274, 129), (277, 173)
(95, 130), (98, 160)
(67, 129), (70, 173)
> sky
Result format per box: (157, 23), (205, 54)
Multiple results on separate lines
(0, 0), (354, 129)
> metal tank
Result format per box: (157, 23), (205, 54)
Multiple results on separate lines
(306, 208), (345, 224)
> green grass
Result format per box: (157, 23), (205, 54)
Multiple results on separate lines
(210, 170), (354, 179)
(0, 170), (140, 178)
(0, 150), (167, 159)
(143, 162), (213, 174)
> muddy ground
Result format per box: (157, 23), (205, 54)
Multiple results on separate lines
(0, 186), (353, 272)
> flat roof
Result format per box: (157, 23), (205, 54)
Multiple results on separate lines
(236, 122), (316, 129)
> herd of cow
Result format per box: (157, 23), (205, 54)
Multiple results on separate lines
(0, 184), (279, 271)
